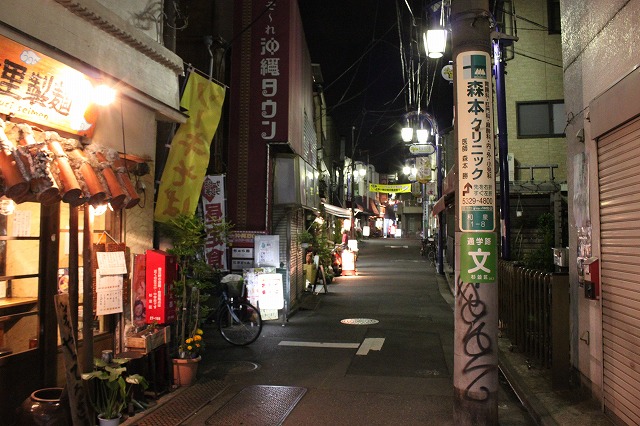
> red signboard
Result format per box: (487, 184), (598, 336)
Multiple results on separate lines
(145, 250), (177, 324)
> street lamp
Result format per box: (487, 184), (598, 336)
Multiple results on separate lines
(423, 2), (447, 59)
(423, 27), (447, 59)
(401, 110), (437, 145)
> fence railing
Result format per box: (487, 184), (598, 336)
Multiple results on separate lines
(498, 260), (570, 386)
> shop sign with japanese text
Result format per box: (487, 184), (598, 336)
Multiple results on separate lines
(0, 34), (98, 136)
(201, 175), (227, 270)
(456, 51), (495, 232)
(460, 232), (497, 283)
(251, 0), (290, 143)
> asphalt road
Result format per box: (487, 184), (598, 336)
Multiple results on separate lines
(178, 237), (534, 425)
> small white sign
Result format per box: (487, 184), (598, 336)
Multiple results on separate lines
(257, 273), (284, 310)
(96, 269), (123, 315)
(96, 252), (128, 275)
(232, 247), (254, 259)
(232, 259), (253, 271)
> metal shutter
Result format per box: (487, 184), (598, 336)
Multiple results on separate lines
(272, 206), (305, 309)
(598, 116), (640, 425)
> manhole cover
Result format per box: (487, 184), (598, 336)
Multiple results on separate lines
(340, 318), (379, 325)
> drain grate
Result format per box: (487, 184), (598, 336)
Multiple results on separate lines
(205, 385), (306, 425)
(132, 378), (227, 426)
(340, 318), (379, 325)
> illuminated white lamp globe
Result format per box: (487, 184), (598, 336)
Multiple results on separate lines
(93, 84), (116, 106)
(401, 127), (414, 142)
(92, 203), (110, 216)
(416, 128), (429, 144)
(424, 29), (447, 59)
(0, 197), (16, 215)
(403, 165), (411, 175)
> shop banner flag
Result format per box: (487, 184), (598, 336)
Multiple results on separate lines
(154, 72), (225, 223)
(369, 183), (411, 193)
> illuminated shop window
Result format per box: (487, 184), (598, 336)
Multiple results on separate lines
(0, 202), (41, 356)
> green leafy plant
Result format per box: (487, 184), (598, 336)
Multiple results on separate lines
(81, 358), (148, 420)
(523, 212), (555, 272)
(297, 230), (314, 245)
(303, 221), (336, 282)
(160, 213), (231, 359)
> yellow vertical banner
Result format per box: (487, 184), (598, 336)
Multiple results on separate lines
(154, 72), (225, 223)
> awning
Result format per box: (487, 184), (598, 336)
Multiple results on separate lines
(433, 166), (456, 216)
(432, 196), (446, 216)
(322, 202), (352, 218)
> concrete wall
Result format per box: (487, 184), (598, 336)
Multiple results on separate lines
(505, 0), (566, 182)
(1, 0), (182, 111)
(560, 0), (640, 401)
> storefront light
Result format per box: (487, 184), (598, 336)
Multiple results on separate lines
(0, 197), (15, 215)
(92, 202), (111, 216)
(93, 84), (117, 106)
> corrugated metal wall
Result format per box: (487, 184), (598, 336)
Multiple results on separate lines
(597, 116), (640, 425)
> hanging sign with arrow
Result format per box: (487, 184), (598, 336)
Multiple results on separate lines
(409, 143), (436, 156)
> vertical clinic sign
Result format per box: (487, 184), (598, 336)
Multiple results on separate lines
(0, 34), (99, 136)
(251, 0), (290, 143)
(456, 51), (497, 283)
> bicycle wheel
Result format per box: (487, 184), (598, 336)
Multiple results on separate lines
(218, 300), (262, 346)
(427, 250), (436, 267)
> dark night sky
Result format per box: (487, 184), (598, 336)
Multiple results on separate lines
(298, 0), (454, 174)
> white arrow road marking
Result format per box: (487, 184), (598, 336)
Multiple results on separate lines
(278, 341), (360, 349)
(356, 337), (385, 356)
(278, 338), (386, 356)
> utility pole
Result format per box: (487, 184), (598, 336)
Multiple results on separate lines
(451, 1), (499, 424)
(350, 126), (356, 239)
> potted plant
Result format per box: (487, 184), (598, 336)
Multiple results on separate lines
(81, 358), (148, 425)
(160, 213), (230, 385)
(297, 230), (314, 249)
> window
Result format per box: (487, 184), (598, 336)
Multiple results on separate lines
(516, 100), (565, 138)
(0, 202), (41, 356)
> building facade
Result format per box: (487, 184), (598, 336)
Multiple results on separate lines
(0, 0), (182, 421)
(561, 0), (640, 423)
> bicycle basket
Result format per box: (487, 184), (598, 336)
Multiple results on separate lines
(221, 274), (244, 297)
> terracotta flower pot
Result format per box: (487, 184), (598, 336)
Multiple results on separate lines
(172, 356), (201, 387)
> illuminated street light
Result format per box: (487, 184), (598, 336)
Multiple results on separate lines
(423, 28), (447, 59)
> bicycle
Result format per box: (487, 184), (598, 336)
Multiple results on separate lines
(214, 281), (263, 346)
(421, 238), (437, 267)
